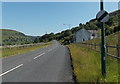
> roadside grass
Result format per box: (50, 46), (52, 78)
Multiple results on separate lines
(2, 42), (52, 58)
(68, 43), (118, 82)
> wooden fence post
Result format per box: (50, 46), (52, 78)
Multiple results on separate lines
(116, 44), (120, 58)
(94, 43), (96, 50)
(106, 43), (108, 54)
(99, 43), (101, 52)
(91, 44), (92, 50)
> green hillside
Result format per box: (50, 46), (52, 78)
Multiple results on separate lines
(0, 29), (35, 45)
(33, 10), (120, 44)
(81, 31), (120, 57)
(83, 31), (120, 46)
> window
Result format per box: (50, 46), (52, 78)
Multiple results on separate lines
(92, 34), (95, 36)
(83, 38), (85, 41)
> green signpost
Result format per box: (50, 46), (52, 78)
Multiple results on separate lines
(100, 0), (106, 77)
(96, 0), (109, 77)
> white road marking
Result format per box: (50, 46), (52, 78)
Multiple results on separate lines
(33, 53), (45, 59)
(47, 46), (58, 52)
(0, 64), (23, 77)
(48, 50), (51, 52)
(48, 49), (53, 52)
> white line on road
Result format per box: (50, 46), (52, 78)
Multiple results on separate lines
(33, 53), (45, 59)
(48, 49), (53, 52)
(0, 64), (23, 77)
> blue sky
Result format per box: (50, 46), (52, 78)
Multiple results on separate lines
(2, 2), (118, 36)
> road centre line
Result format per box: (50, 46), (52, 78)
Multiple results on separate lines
(33, 53), (45, 59)
(47, 46), (58, 52)
(34, 46), (58, 59)
(0, 64), (23, 77)
(47, 50), (51, 52)
(48, 49), (53, 52)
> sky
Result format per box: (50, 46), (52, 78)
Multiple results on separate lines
(1, 0), (120, 2)
(2, 2), (118, 36)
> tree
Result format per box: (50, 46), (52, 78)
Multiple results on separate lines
(33, 37), (40, 43)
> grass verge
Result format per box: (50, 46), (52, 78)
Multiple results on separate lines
(68, 43), (119, 83)
(1, 42), (52, 58)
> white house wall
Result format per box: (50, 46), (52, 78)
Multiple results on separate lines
(75, 29), (91, 42)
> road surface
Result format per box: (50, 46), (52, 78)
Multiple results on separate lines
(1, 41), (73, 82)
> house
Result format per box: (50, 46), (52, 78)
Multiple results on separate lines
(74, 28), (98, 42)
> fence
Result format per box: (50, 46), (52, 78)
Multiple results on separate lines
(1, 43), (47, 49)
(80, 43), (120, 60)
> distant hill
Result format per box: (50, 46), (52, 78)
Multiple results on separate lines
(27, 35), (37, 40)
(0, 29), (36, 45)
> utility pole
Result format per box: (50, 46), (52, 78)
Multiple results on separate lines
(100, 0), (106, 77)
(45, 32), (47, 43)
(63, 24), (70, 29)
(69, 24), (70, 29)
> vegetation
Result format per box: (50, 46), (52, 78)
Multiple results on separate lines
(1, 10), (119, 46)
(68, 43), (118, 82)
(68, 29), (120, 82)
(82, 31), (120, 56)
(33, 33), (56, 43)
(32, 10), (120, 45)
(2, 42), (52, 58)
(82, 31), (119, 46)
(1, 29), (36, 45)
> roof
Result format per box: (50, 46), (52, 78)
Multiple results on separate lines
(87, 30), (98, 34)
(75, 28), (98, 34)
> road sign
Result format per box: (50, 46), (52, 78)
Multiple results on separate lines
(96, 10), (109, 22)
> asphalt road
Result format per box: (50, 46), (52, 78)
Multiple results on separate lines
(1, 41), (73, 82)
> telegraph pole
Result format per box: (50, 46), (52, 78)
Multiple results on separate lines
(45, 32), (47, 43)
(69, 24), (70, 29)
(63, 24), (70, 29)
(100, 0), (106, 77)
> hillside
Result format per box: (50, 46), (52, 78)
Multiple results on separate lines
(33, 10), (120, 44)
(64, 10), (119, 44)
(82, 31), (120, 46)
(0, 29), (35, 45)
(81, 31), (120, 58)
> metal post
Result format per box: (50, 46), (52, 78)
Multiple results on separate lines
(100, 0), (106, 77)
(45, 32), (47, 43)
(63, 24), (70, 29)
(69, 24), (70, 29)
